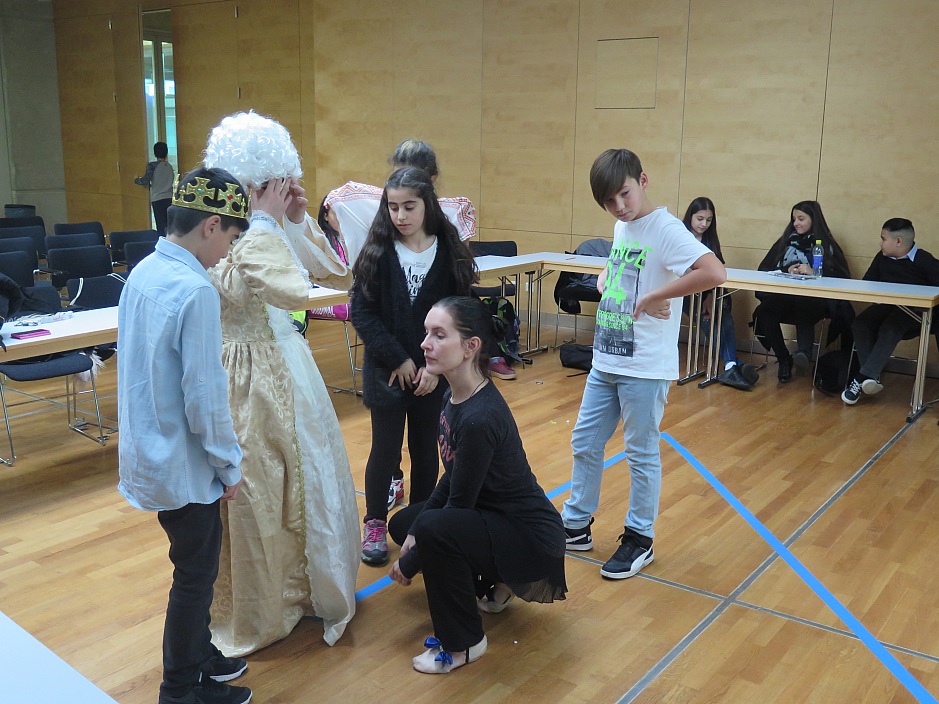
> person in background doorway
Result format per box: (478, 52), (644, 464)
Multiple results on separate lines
(135, 141), (175, 232)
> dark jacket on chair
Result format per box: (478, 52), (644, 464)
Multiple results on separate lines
(350, 237), (469, 408)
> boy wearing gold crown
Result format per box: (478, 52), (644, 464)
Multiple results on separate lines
(118, 166), (260, 704)
(202, 111), (360, 656)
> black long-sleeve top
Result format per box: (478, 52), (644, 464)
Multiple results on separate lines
(862, 248), (939, 287)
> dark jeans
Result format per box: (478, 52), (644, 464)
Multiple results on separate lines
(754, 294), (829, 360)
(157, 501), (223, 700)
(364, 387), (444, 522)
(853, 304), (920, 380)
(152, 198), (171, 233)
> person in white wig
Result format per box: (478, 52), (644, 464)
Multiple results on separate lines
(203, 110), (359, 655)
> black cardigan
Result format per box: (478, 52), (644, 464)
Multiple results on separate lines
(350, 238), (468, 408)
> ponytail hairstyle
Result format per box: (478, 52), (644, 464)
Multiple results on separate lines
(761, 200), (850, 278)
(388, 139), (439, 180)
(433, 296), (507, 379)
(353, 167), (477, 300)
(681, 196), (724, 263)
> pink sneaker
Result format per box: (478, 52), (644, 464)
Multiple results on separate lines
(489, 357), (516, 380)
(361, 519), (388, 565)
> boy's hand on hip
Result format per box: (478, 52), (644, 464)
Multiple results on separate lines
(634, 294), (670, 320)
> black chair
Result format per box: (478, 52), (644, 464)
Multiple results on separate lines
(0, 251), (37, 288)
(552, 238), (612, 347)
(0, 215), (45, 232)
(469, 240), (519, 298)
(66, 273), (125, 310)
(54, 221), (105, 245)
(45, 233), (102, 252)
(124, 240), (158, 269)
(0, 351), (107, 465)
(0, 225), (46, 259)
(109, 230), (160, 264)
(0, 238), (39, 271)
(46, 245), (113, 289)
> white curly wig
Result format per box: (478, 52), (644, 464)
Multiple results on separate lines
(203, 111), (302, 189)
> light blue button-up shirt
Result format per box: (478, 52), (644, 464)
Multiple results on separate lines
(117, 237), (242, 511)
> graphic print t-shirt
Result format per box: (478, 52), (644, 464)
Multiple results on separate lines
(592, 207), (711, 380)
(395, 238), (438, 302)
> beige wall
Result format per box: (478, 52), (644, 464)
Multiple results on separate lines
(51, 0), (939, 283)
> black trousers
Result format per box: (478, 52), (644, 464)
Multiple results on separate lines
(754, 294), (830, 360)
(401, 506), (500, 652)
(364, 387), (444, 522)
(152, 198), (171, 233)
(157, 501), (224, 700)
(853, 304), (920, 380)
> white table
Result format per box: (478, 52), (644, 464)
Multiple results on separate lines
(706, 269), (939, 421)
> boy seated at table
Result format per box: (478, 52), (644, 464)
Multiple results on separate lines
(843, 218), (939, 405)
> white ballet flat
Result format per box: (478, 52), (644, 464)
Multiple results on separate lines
(477, 583), (514, 614)
(412, 635), (488, 674)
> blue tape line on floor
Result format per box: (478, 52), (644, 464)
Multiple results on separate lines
(662, 431), (937, 704)
(354, 450), (630, 601)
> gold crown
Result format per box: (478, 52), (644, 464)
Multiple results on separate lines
(172, 176), (249, 220)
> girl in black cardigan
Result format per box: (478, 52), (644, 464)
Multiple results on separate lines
(753, 200), (852, 382)
(351, 167), (477, 566)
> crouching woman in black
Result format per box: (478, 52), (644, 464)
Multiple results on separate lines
(388, 296), (567, 674)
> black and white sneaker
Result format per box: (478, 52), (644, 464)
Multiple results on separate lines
(861, 378), (884, 395)
(599, 528), (654, 579)
(204, 655), (247, 683)
(842, 377), (862, 405)
(564, 517), (594, 551)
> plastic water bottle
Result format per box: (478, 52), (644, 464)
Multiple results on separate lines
(811, 240), (824, 278)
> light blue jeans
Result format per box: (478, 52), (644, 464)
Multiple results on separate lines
(561, 368), (670, 539)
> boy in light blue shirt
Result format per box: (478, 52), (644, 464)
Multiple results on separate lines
(118, 166), (253, 704)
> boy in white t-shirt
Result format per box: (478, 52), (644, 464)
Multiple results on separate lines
(562, 149), (726, 579)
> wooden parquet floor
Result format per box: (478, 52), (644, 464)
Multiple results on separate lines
(2, 321), (939, 703)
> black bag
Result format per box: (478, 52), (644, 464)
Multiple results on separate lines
(814, 349), (859, 396)
(559, 343), (592, 373)
(480, 295), (523, 364)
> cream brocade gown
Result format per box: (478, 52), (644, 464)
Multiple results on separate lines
(209, 215), (359, 656)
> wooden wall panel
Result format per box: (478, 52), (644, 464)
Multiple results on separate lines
(818, 0), (939, 261)
(678, 0), (833, 269)
(172, 1), (239, 171)
(298, 0), (317, 199)
(572, 0), (690, 239)
(480, 0), (579, 235)
(312, 0), (395, 201)
(390, 0), (482, 203)
(111, 9), (150, 231)
(235, 0), (302, 151)
(54, 13), (122, 230)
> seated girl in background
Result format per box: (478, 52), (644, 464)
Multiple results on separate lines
(388, 296), (567, 674)
(753, 200), (853, 382)
(681, 197), (759, 390)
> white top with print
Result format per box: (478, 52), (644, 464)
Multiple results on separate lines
(395, 238), (438, 303)
(592, 207), (710, 380)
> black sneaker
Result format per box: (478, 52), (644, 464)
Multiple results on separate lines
(777, 355), (793, 383)
(564, 517), (594, 551)
(204, 655), (247, 682)
(717, 364), (752, 391)
(738, 362), (760, 386)
(600, 528), (654, 579)
(842, 377), (862, 405)
(160, 679), (252, 704)
(792, 350), (811, 374)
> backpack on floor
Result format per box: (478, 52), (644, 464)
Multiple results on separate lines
(814, 349), (859, 396)
(559, 343), (593, 374)
(480, 295), (522, 364)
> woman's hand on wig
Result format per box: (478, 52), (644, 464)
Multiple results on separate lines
(285, 180), (309, 224)
(389, 559), (412, 586)
(413, 367), (439, 396)
(252, 177), (293, 222)
(634, 294), (671, 321)
(389, 358), (418, 390)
